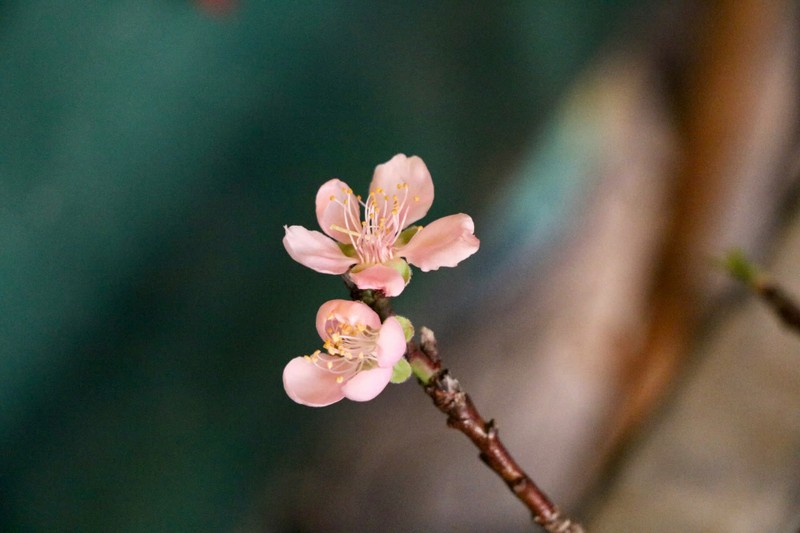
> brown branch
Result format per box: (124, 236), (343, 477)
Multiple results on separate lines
(754, 280), (800, 332)
(407, 329), (584, 533)
(722, 250), (800, 334)
(343, 276), (583, 531)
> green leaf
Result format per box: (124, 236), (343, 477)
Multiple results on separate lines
(390, 358), (412, 384)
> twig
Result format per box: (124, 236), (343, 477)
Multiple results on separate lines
(407, 330), (584, 533)
(723, 249), (800, 333)
(343, 276), (584, 532)
(753, 281), (800, 332)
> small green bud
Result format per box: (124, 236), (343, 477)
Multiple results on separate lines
(722, 249), (760, 287)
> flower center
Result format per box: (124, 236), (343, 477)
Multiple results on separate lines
(330, 184), (416, 265)
(307, 315), (380, 383)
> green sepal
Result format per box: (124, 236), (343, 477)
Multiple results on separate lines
(394, 315), (415, 341)
(396, 225), (422, 246)
(384, 257), (412, 284)
(390, 358), (412, 384)
(337, 242), (358, 258)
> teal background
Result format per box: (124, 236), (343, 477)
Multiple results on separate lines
(0, 2), (639, 530)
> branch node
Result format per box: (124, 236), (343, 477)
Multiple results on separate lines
(535, 509), (586, 533)
(419, 326), (440, 363)
(486, 419), (498, 438)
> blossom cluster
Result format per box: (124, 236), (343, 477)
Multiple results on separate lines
(282, 154), (479, 406)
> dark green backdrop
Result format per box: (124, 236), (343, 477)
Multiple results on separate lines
(0, 2), (638, 530)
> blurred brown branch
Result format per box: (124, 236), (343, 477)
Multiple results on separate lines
(724, 250), (800, 333)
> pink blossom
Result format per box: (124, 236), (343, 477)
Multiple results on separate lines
(283, 154), (480, 296)
(283, 300), (407, 407)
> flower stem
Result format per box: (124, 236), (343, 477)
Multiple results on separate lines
(343, 275), (395, 321)
(342, 276), (584, 531)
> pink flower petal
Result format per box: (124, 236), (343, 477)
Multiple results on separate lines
(370, 154), (434, 226)
(315, 179), (361, 243)
(375, 316), (406, 367)
(283, 225), (356, 274)
(400, 213), (480, 272)
(341, 366), (393, 402)
(283, 356), (345, 407)
(315, 300), (381, 340)
(349, 264), (408, 297)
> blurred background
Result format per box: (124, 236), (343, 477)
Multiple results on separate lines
(2, 1), (799, 532)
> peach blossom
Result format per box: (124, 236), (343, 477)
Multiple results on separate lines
(283, 300), (406, 407)
(283, 154), (479, 296)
